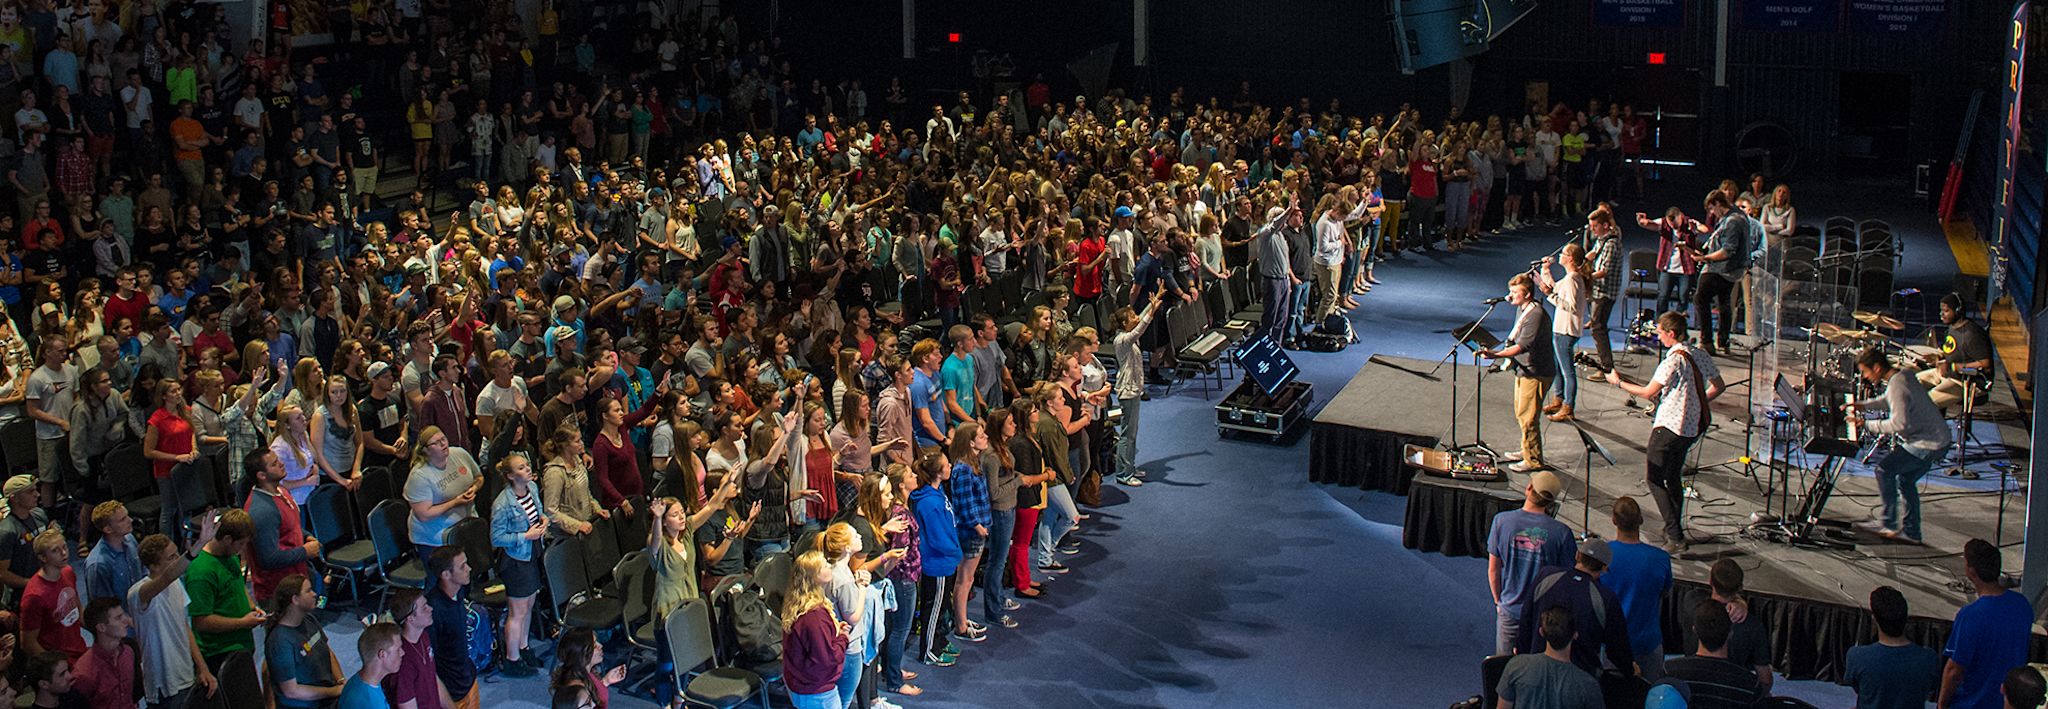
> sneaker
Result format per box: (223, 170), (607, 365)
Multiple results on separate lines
(1508, 460), (1547, 474)
(922, 652), (955, 667)
(994, 615), (1018, 628)
(499, 660), (538, 678)
(1116, 475), (1144, 487)
(1003, 598), (1021, 611)
(1058, 545), (1081, 555)
(966, 620), (987, 633)
(1039, 562), (1070, 573)
(874, 697), (905, 709)
(951, 627), (987, 643)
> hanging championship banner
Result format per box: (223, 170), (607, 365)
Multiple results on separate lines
(1742, 0), (1839, 31)
(1848, 0), (1949, 33)
(1592, 0), (1687, 28)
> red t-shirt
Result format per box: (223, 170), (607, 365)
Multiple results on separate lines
(191, 329), (235, 360)
(388, 632), (443, 709)
(1409, 159), (1441, 200)
(103, 291), (147, 329)
(147, 408), (195, 479)
(21, 567), (86, 663)
(1071, 237), (1106, 298)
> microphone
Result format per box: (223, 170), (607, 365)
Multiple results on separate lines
(1482, 296), (1509, 305)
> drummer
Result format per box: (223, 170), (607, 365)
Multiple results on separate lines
(1916, 293), (1994, 409)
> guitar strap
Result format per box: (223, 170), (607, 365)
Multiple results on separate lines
(1674, 348), (1709, 434)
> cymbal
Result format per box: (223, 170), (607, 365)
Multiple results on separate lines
(1853, 310), (1905, 330)
(1815, 322), (1882, 344)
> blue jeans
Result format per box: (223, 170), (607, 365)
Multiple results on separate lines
(1550, 333), (1581, 407)
(880, 576), (916, 691)
(790, 688), (841, 709)
(980, 510), (1014, 619)
(1033, 484), (1078, 566)
(1876, 444), (1946, 539)
(1340, 246), (1362, 294)
(1360, 222), (1384, 264)
(835, 648), (862, 708)
(1655, 272), (1690, 317)
(744, 538), (790, 567)
(1115, 395), (1142, 481)
(1287, 281), (1312, 340)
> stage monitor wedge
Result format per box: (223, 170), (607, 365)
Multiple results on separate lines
(1390, 0), (1538, 74)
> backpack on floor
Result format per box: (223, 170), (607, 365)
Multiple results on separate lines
(1299, 331), (1349, 353)
(1318, 313), (1357, 343)
(712, 574), (783, 666)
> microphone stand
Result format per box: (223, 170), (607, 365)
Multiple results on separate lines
(1572, 421), (1617, 540)
(1437, 300), (1504, 457)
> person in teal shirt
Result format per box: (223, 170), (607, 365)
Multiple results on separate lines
(939, 325), (979, 424)
(338, 622), (403, 709)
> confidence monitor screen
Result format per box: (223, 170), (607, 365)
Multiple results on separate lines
(1235, 335), (1301, 396)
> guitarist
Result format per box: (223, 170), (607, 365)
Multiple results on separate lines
(1601, 312), (1725, 553)
(1478, 273), (1555, 474)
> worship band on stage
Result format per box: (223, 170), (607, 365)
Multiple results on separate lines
(1452, 189), (1999, 555)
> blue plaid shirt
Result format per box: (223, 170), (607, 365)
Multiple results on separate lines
(945, 462), (992, 532)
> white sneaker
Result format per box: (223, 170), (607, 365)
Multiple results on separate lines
(875, 699), (903, 709)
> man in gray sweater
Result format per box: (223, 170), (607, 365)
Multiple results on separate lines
(1851, 346), (1952, 544)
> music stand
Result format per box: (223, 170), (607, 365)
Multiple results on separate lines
(1445, 317), (1509, 459)
(1571, 422), (1616, 540)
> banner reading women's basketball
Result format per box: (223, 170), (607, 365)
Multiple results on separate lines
(1592, 0), (1687, 28)
(1848, 0), (1950, 33)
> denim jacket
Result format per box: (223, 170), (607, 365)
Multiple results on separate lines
(490, 482), (545, 562)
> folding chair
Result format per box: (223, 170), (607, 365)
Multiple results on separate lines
(665, 600), (767, 709)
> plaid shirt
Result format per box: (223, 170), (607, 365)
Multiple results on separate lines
(218, 378), (285, 481)
(55, 147), (92, 200)
(1588, 234), (1624, 301)
(944, 462), (992, 532)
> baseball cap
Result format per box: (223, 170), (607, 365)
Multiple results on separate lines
(1528, 470), (1563, 503)
(1578, 538), (1612, 566)
(721, 235), (741, 250)
(550, 325), (578, 342)
(367, 361), (394, 380)
(552, 295), (577, 315)
(1265, 206), (1286, 221)
(1113, 206), (1134, 218)
(617, 336), (648, 356)
(405, 262), (429, 275)
(3, 475), (34, 499)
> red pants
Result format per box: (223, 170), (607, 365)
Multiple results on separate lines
(1008, 506), (1041, 591)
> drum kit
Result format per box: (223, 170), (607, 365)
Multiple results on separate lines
(1806, 309), (1919, 383)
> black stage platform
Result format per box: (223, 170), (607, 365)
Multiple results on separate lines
(1309, 353), (2046, 681)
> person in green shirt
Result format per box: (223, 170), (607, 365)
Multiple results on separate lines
(185, 508), (264, 663)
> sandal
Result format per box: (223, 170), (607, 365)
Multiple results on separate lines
(890, 685), (924, 697)
(900, 670), (919, 681)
